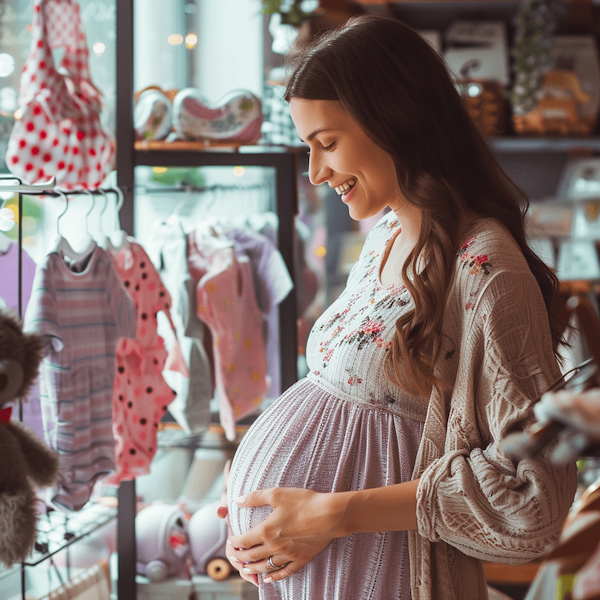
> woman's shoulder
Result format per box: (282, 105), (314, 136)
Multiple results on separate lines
(456, 217), (529, 278)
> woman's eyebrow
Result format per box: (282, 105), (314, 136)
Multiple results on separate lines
(306, 128), (333, 142)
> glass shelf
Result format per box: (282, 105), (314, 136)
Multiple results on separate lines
(24, 502), (117, 568)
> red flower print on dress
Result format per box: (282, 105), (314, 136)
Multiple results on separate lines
(360, 318), (384, 335)
(458, 236), (492, 277)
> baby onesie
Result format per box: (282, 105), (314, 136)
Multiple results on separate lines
(108, 239), (182, 482)
(147, 219), (213, 434)
(220, 227), (293, 401)
(25, 244), (136, 510)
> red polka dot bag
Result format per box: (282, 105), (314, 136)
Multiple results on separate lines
(6, 0), (115, 190)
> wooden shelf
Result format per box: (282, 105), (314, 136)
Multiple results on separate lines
(135, 139), (246, 152)
(135, 138), (600, 157)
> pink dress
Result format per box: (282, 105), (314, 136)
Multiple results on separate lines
(108, 240), (183, 482)
(196, 247), (268, 441)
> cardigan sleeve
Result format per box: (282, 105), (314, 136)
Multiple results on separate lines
(416, 271), (577, 564)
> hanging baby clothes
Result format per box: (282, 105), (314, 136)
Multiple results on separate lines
(25, 245), (136, 511)
(220, 226), (293, 401)
(189, 230), (268, 441)
(0, 239), (45, 439)
(107, 239), (184, 483)
(147, 218), (213, 434)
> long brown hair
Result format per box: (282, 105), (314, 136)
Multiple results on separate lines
(284, 15), (563, 398)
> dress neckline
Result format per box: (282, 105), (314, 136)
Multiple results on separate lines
(377, 222), (403, 288)
(375, 214), (496, 289)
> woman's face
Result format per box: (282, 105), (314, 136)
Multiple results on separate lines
(290, 98), (404, 221)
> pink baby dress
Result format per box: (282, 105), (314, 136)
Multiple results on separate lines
(196, 246), (268, 441)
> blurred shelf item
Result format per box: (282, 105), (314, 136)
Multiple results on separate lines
(483, 560), (543, 585)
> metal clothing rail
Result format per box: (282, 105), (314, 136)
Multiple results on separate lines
(0, 176), (124, 600)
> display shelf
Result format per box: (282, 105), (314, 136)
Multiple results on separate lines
(143, 137), (600, 161)
(488, 136), (600, 153)
(25, 502), (116, 568)
(135, 140), (246, 152)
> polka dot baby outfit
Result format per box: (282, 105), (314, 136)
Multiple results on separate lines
(108, 240), (180, 482)
(196, 245), (269, 441)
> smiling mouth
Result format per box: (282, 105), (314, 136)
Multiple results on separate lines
(335, 178), (357, 197)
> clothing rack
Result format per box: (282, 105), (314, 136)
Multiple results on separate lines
(0, 177), (125, 600)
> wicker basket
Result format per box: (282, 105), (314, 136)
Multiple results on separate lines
(457, 79), (507, 136)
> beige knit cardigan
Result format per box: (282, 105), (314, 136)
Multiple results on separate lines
(408, 219), (577, 600)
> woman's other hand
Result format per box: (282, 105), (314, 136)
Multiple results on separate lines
(226, 487), (342, 583)
(216, 505), (259, 587)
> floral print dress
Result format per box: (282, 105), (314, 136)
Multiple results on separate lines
(228, 211), (427, 600)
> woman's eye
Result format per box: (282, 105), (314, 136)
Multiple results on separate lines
(323, 141), (336, 151)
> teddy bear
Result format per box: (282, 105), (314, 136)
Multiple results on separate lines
(0, 309), (59, 567)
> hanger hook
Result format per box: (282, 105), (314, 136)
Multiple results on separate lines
(82, 189), (96, 237)
(54, 190), (69, 238)
(112, 186), (124, 231)
(98, 189), (109, 236)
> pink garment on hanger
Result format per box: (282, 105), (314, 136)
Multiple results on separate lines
(196, 247), (268, 440)
(108, 240), (185, 482)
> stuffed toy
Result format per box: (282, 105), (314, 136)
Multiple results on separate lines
(0, 309), (59, 567)
(135, 500), (231, 582)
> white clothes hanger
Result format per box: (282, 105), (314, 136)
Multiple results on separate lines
(96, 189), (111, 250)
(109, 186), (129, 250)
(73, 189), (97, 255)
(48, 190), (96, 260)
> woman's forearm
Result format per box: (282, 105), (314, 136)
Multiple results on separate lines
(331, 478), (420, 538)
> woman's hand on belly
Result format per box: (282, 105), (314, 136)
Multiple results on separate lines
(226, 487), (343, 583)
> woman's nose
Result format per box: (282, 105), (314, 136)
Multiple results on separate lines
(308, 155), (333, 186)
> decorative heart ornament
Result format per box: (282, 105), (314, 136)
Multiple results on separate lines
(172, 88), (263, 143)
(134, 88), (173, 141)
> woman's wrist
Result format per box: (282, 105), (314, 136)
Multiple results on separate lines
(326, 479), (421, 538)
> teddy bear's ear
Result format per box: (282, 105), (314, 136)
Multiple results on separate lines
(0, 358), (25, 404)
(0, 310), (46, 401)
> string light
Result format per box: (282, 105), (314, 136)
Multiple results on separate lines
(185, 34), (198, 49)
(93, 42), (106, 57)
(168, 34), (184, 46)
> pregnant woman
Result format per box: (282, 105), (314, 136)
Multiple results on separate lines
(221, 15), (576, 600)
